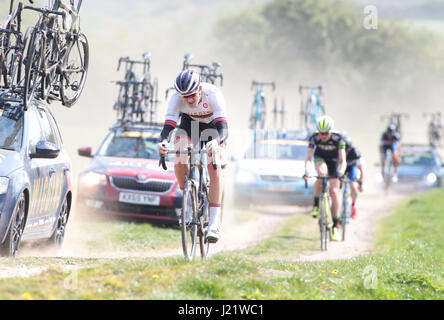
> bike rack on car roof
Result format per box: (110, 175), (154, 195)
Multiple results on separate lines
(253, 129), (311, 141)
(111, 119), (163, 131)
(0, 88), (25, 106)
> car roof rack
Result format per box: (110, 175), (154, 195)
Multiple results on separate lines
(111, 119), (163, 131)
(0, 87), (24, 106)
(402, 143), (434, 148)
(253, 128), (311, 141)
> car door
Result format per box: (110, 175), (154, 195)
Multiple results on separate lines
(25, 107), (61, 234)
(43, 108), (70, 231)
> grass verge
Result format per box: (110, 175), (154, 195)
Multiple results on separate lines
(0, 190), (443, 299)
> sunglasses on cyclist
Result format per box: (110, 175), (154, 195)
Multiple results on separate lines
(319, 132), (330, 136)
(182, 91), (199, 99)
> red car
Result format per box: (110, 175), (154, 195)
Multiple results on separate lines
(76, 122), (182, 224)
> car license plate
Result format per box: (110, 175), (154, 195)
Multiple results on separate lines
(119, 192), (160, 205)
(267, 185), (295, 192)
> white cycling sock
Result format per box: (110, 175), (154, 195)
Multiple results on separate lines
(208, 204), (221, 230)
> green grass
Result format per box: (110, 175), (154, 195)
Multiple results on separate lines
(65, 219), (182, 253)
(1, 190), (443, 299)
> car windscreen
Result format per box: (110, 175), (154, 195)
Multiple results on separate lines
(97, 131), (162, 160)
(401, 152), (435, 166)
(244, 140), (308, 160)
(0, 104), (23, 151)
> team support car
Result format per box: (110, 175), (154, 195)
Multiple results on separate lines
(0, 98), (72, 257)
(233, 130), (316, 207)
(376, 144), (444, 189)
(77, 121), (182, 223)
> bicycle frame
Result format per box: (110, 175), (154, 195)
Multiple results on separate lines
(159, 144), (215, 259)
(304, 175), (335, 250)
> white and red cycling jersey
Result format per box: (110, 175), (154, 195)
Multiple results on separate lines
(164, 82), (228, 127)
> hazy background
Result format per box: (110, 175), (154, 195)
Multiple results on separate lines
(2, 0), (444, 194)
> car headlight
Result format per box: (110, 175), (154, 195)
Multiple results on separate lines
(81, 172), (107, 187)
(0, 177), (9, 194)
(426, 173), (437, 184)
(235, 170), (256, 183)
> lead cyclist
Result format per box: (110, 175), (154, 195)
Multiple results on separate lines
(158, 69), (229, 243)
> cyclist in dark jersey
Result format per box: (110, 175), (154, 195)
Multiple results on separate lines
(304, 115), (346, 241)
(343, 135), (365, 219)
(379, 124), (402, 183)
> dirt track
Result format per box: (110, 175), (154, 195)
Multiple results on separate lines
(0, 187), (410, 279)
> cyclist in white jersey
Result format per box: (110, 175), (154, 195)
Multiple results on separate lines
(158, 69), (228, 243)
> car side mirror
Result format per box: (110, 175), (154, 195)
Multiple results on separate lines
(78, 146), (93, 158)
(30, 141), (60, 159)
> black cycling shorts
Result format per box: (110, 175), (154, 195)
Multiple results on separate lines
(176, 114), (220, 149)
(314, 156), (339, 178)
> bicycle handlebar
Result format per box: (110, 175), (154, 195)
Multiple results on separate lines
(303, 174), (362, 189)
(117, 55), (151, 72)
(299, 85), (323, 94)
(159, 145), (219, 171)
(251, 81), (275, 91)
(23, 5), (66, 17)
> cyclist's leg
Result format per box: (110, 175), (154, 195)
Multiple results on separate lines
(380, 145), (388, 178)
(325, 158), (341, 239)
(348, 165), (359, 219)
(392, 142), (402, 168)
(201, 126), (224, 242)
(311, 157), (327, 217)
(174, 119), (193, 190)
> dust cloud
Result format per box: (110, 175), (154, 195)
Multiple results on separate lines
(3, 0), (441, 257)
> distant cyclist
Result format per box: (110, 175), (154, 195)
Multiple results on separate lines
(158, 69), (229, 243)
(343, 135), (365, 220)
(304, 115), (346, 242)
(379, 124), (402, 182)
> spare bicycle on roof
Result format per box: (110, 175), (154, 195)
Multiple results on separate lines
(112, 52), (160, 124)
(299, 85), (325, 133)
(0, 0), (89, 109)
(165, 53), (223, 99)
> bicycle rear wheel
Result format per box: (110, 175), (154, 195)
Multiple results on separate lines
(181, 180), (198, 261)
(60, 33), (89, 107)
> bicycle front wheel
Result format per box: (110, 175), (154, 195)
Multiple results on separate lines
(198, 195), (211, 259)
(319, 196), (329, 251)
(182, 180), (198, 261)
(23, 28), (44, 108)
(60, 33), (89, 107)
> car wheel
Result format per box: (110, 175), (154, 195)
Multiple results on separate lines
(48, 197), (69, 248)
(0, 193), (26, 257)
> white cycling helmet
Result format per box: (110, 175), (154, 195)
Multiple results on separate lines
(316, 115), (334, 133)
(174, 69), (200, 96)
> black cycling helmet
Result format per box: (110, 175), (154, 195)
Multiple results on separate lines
(174, 69), (200, 96)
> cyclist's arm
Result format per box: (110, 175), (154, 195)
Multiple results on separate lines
(305, 147), (314, 175)
(356, 157), (364, 180)
(209, 86), (229, 145)
(160, 95), (181, 142)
